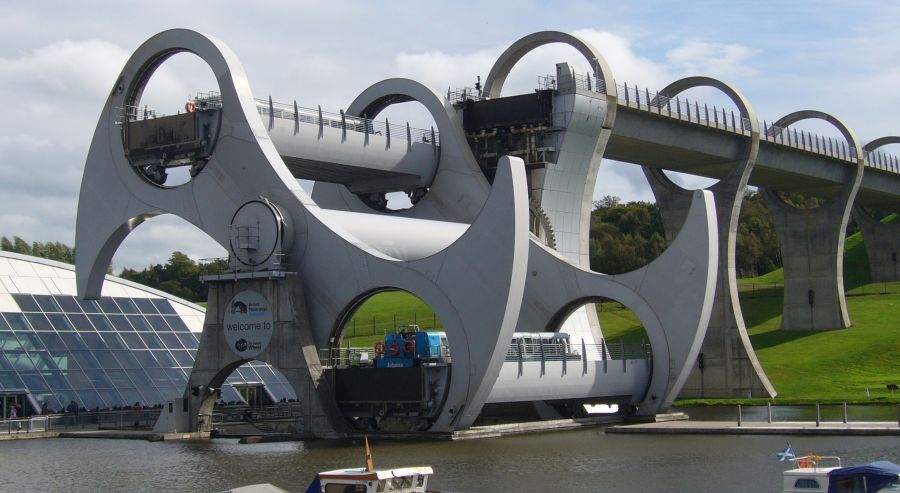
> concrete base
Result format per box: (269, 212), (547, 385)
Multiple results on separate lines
(855, 206), (900, 283)
(158, 275), (345, 439)
(764, 191), (852, 331)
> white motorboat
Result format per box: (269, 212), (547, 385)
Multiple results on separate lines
(306, 465), (434, 493)
(304, 437), (433, 493)
(782, 455), (900, 493)
(220, 437), (436, 493)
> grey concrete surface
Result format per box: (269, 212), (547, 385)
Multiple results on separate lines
(762, 111), (864, 331)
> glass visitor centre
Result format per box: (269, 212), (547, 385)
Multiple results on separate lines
(0, 251), (295, 418)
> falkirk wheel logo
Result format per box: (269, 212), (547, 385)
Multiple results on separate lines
(223, 291), (274, 358)
(234, 338), (249, 352)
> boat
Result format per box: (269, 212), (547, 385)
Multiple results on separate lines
(783, 454), (900, 492)
(220, 437), (435, 493)
(305, 465), (434, 493)
(303, 437), (434, 493)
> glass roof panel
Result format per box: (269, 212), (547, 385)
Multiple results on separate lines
(106, 314), (134, 332)
(3, 313), (30, 331)
(114, 297), (140, 315)
(34, 295), (61, 313)
(11, 294), (40, 312)
(133, 298), (157, 314)
(87, 314), (113, 332)
(54, 295), (82, 313)
(24, 313), (52, 331)
(46, 313), (75, 331)
(151, 299), (178, 315)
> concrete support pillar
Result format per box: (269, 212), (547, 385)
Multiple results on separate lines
(856, 137), (900, 283)
(182, 274), (344, 438)
(763, 191), (853, 330)
(643, 166), (774, 398)
(762, 110), (865, 332)
(638, 76), (775, 399)
(854, 206), (900, 283)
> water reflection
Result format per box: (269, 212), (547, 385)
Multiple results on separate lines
(1, 430), (898, 492)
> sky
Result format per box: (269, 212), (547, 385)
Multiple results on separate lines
(1, 0), (898, 271)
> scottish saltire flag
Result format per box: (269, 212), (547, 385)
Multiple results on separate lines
(776, 444), (795, 462)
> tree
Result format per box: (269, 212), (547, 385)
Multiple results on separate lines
(589, 198), (666, 274)
(735, 190), (781, 277)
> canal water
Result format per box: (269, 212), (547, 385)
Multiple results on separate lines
(1, 429), (898, 492)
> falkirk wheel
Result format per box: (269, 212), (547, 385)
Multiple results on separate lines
(75, 29), (719, 438)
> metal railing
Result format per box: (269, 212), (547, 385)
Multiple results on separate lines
(198, 253), (291, 276)
(211, 403), (304, 424)
(0, 409), (161, 435)
(535, 73), (896, 172)
(615, 80), (875, 164)
(447, 86), (484, 103)
(0, 416), (49, 434)
(716, 403), (900, 427)
(255, 98), (440, 146)
(319, 346), (451, 368)
(504, 339), (651, 363)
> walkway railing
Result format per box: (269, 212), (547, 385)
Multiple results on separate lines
(319, 346), (451, 368)
(532, 73), (898, 173)
(0, 409), (161, 435)
(211, 403), (304, 425)
(255, 98), (440, 146)
(504, 339), (651, 363)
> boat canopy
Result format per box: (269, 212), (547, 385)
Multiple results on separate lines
(827, 461), (900, 493)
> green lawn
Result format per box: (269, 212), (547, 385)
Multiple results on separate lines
(742, 292), (900, 404)
(595, 301), (649, 345)
(341, 291), (443, 349)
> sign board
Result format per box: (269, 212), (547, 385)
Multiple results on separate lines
(223, 290), (274, 358)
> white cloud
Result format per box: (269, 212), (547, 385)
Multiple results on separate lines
(0, 40), (128, 101)
(666, 40), (758, 78)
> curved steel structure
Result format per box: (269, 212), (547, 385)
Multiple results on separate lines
(76, 29), (721, 436)
(311, 77), (489, 221)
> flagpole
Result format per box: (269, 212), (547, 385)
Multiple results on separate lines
(365, 436), (375, 472)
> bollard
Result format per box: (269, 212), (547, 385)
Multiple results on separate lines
(815, 403), (821, 427)
(843, 402), (848, 424)
(737, 404), (742, 427)
(767, 402), (773, 423)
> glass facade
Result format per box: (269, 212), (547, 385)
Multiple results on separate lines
(0, 253), (296, 413)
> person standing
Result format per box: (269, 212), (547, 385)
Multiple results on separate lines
(9, 403), (21, 431)
(133, 401), (142, 428)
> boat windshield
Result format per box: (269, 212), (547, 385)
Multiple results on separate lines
(375, 474), (426, 492)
